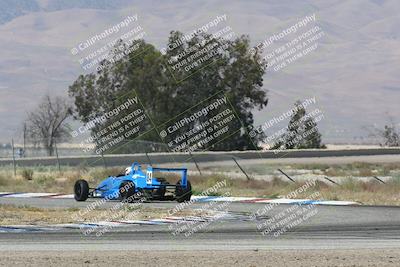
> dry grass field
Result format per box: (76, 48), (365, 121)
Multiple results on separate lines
(0, 161), (399, 205)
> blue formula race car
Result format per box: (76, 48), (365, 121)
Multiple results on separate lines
(73, 162), (192, 203)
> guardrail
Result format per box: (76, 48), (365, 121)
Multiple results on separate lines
(0, 148), (399, 167)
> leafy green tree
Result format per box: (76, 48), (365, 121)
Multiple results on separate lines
(274, 101), (323, 149)
(380, 120), (399, 147)
(363, 117), (400, 147)
(69, 32), (268, 152)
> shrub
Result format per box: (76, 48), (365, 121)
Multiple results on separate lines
(21, 169), (34, 180)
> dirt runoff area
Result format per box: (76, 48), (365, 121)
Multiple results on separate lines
(0, 204), (210, 225)
(0, 249), (399, 267)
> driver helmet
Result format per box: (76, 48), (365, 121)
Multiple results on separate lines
(125, 166), (132, 175)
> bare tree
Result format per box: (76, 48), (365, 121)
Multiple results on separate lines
(25, 95), (73, 156)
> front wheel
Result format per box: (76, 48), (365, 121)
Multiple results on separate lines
(175, 180), (192, 203)
(74, 179), (89, 201)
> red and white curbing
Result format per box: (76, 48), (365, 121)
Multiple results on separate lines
(0, 213), (246, 233)
(0, 192), (359, 206)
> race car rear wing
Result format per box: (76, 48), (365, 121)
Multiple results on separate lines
(147, 166), (188, 187)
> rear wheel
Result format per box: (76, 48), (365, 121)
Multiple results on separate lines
(119, 181), (135, 202)
(74, 179), (89, 201)
(175, 180), (192, 203)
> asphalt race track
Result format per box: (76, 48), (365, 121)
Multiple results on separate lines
(1, 198), (400, 251)
(2, 149), (400, 167)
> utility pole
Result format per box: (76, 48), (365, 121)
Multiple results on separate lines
(54, 139), (61, 173)
(23, 123), (26, 157)
(11, 139), (16, 176)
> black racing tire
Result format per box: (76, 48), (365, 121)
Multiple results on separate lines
(74, 179), (89, 201)
(175, 180), (192, 203)
(119, 181), (135, 202)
